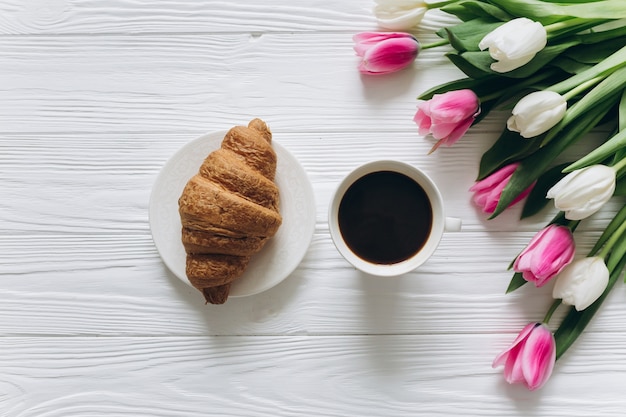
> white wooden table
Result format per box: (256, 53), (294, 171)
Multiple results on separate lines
(2, 1), (625, 415)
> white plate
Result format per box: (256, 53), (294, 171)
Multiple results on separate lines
(149, 131), (316, 298)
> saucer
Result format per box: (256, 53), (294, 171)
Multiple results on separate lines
(149, 131), (316, 297)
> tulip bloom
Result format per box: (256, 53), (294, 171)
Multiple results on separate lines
(373, 0), (427, 30)
(493, 323), (556, 391)
(413, 89), (480, 151)
(546, 164), (616, 220)
(513, 225), (576, 287)
(469, 163), (533, 214)
(552, 257), (609, 311)
(353, 32), (419, 75)
(479, 17), (547, 73)
(507, 91), (567, 138)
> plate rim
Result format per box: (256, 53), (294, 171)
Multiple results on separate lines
(149, 130), (316, 298)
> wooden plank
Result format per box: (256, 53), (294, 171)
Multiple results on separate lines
(0, 32), (470, 134)
(0, 1), (461, 35)
(1, 335), (626, 416)
(1, 3), (625, 413)
(1, 225), (624, 337)
(0, 0), (375, 35)
(0, 131), (616, 234)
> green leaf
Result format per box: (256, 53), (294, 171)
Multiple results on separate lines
(521, 162), (570, 219)
(564, 128), (626, 172)
(477, 128), (543, 180)
(441, 0), (513, 22)
(419, 67), (565, 103)
(490, 95), (615, 218)
(506, 272), (527, 293)
(453, 41), (579, 79)
(563, 38), (625, 66)
(617, 89), (626, 130)
(615, 149), (626, 167)
(607, 222), (626, 271)
(417, 78), (475, 100)
(616, 179), (626, 196)
(439, 4), (479, 22)
(546, 18), (613, 41)
(506, 41), (581, 78)
(446, 51), (494, 79)
(580, 23), (626, 43)
(543, 66), (626, 145)
(488, 0), (626, 24)
(554, 251), (626, 360)
(550, 56), (593, 75)
(589, 205), (626, 256)
(437, 18), (504, 52)
(548, 45), (626, 95)
(547, 35), (626, 75)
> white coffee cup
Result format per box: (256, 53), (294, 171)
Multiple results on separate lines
(328, 160), (461, 277)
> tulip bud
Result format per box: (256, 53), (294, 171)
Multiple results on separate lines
(507, 91), (567, 138)
(353, 32), (420, 75)
(479, 17), (547, 73)
(493, 322), (556, 391)
(546, 165), (616, 220)
(552, 257), (609, 311)
(413, 89), (481, 151)
(373, 0), (428, 31)
(513, 225), (576, 287)
(469, 163), (533, 214)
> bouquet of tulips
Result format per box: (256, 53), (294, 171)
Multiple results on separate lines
(354, 0), (626, 391)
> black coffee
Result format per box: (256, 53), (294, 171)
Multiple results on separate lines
(338, 170), (433, 265)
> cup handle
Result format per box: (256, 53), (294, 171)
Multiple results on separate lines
(444, 217), (462, 232)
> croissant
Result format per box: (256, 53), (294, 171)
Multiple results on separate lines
(178, 118), (282, 304)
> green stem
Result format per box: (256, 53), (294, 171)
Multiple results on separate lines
(612, 155), (626, 174)
(568, 219), (581, 232)
(544, 18), (610, 39)
(544, 18), (584, 34)
(426, 0), (459, 9)
(421, 39), (450, 49)
(548, 45), (626, 95)
(479, 69), (559, 102)
(479, 91), (503, 102)
(543, 299), (562, 324)
(597, 220), (626, 260)
(562, 76), (604, 101)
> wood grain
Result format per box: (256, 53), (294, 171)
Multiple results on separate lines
(0, 31), (468, 135)
(0, 0), (374, 35)
(1, 1), (625, 415)
(2, 335), (626, 417)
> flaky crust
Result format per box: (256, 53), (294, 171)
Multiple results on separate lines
(178, 118), (282, 304)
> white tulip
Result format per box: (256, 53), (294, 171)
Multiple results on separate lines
(373, 0), (427, 30)
(552, 257), (609, 311)
(546, 165), (616, 220)
(479, 17), (547, 73)
(507, 91), (567, 138)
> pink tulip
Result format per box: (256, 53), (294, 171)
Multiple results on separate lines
(413, 89), (480, 152)
(353, 32), (419, 75)
(469, 163), (533, 214)
(513, 225), (576, 287)
(493, 322), (556, 391)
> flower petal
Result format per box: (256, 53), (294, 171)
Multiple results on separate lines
(520, 324), (555, 390)
(553, 257), (610, 311)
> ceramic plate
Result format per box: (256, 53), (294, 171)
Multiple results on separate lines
(149, 131), (315, 298)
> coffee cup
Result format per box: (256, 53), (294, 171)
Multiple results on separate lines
(328, 160), (461, 277)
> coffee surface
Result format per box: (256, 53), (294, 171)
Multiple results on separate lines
(338, 170), (433, 265)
